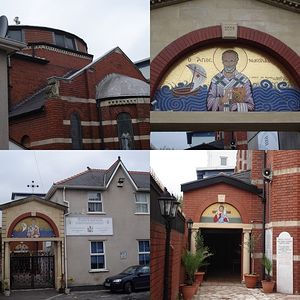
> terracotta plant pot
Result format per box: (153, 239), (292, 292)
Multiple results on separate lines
(195, 272), (205, 285)
(182, 285), (195, 300)
(261, 280), (275, 293)
(244, 274), (259, 288)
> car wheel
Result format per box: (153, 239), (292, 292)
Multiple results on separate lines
(124, 281), (133, 294)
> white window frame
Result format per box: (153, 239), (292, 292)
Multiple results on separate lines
(138, 240), (150, 265)
(135, 193), (150, 214)
(89, 241), (108, 272)
(87, 192), (105, 214)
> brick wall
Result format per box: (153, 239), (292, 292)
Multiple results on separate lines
(250, 150), (300, 294)
(9, 40), (149, 150)
(150, 220), (185, 300)
(59, 50), (145, 99)
(9, 51), (92, 108)
(182, 183), (263, 225)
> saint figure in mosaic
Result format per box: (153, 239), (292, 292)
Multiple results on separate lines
(213, 205), (229, 223)
(207, 50), (254, 112)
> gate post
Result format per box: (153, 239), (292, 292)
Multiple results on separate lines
(56, 241), (62, 291)
(3, 242), (10, 290)
(242, 229), (251, 280)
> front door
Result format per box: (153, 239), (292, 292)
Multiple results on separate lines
(10, 252), (55, 289)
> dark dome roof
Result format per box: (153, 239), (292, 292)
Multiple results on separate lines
(96, 73), (149, 100)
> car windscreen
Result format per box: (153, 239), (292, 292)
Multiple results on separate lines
(121, 266), (139, 275)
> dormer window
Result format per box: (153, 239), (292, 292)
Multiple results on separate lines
(88, 192), (102, 212)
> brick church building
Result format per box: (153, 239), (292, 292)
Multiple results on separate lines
(151, 150), (300, 299)
(7, 25), (150, 150)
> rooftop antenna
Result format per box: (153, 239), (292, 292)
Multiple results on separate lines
(27, 180), (39, 194)
(14, 16), (20, 25)
(0, 15), (8, 38)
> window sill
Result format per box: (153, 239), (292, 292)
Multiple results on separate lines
(89, 269), (109, 273)
(134, 212), (150, 215)
(86, 212), (106, 215)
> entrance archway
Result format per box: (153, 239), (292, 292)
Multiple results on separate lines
(6, 214), (60, 290)
(192, 223), (253, 282)
(0, 197), (67, 292)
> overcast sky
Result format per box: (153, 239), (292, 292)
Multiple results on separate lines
(1, 0), (149, 62)
(0, 151), (149, 204)
(151, 150), (237, 197)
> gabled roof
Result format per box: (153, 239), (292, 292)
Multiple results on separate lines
(181, 173), (262, 195)
(0, 195), (68, 211)
(96, 73), (150, 100)
(47, 157), (149, 198)
(54, 47), (145, 82)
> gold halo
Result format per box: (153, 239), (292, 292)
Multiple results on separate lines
(213, 47), (248, 73)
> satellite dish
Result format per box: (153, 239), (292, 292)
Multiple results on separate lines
(0, 15), (8, 38)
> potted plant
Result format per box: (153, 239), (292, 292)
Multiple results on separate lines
(3, 279), (10, 296)
(194, 231), (213, 285)
(244, 233), (259, 288)
(261, 255), (275, 293)
(181, 250), (199, 300)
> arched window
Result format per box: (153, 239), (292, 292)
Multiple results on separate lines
(117, 113), (134, 150)
(70, 112), (82, 150)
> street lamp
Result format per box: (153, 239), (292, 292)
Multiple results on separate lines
(187, 218), (193, 251)
(158, 188), (180, 300)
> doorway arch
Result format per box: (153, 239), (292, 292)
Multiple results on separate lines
(192, 222), (254, 282)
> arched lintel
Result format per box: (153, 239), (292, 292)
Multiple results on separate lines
(7, 212), (60, 238)
(151, 25), (300, 98)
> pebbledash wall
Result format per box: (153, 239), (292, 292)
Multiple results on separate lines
(150, 174), (186, 300)
(8, 25), (150, 150)
(47, 157), (150, 287)
(181, 150), (300, 295)
(151, 0), (300, 149)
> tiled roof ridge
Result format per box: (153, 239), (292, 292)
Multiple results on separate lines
(129, 171), (150, 174)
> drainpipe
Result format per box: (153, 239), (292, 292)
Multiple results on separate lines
(7, 56), (11, 111)
(63, 186), (70, 293)
(262, 151), (267, 280)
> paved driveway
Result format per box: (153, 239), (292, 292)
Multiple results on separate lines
(0, 289), (150, 300)
(194, 283), (300, 300)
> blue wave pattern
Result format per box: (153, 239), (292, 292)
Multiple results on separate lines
(154, 80), (300, 111)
